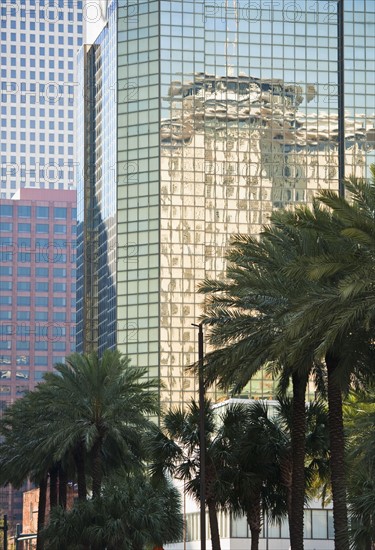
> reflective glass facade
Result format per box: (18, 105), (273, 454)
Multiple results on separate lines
(78, 0), (375, 407)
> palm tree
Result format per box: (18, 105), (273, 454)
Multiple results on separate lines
(0, 390), (61, 550)
(275, 171), (375, 550)
(198, 219), (325, 550)
(218, 401), (287, 550)
(149, 398), (236, 550)
(223, 398), (329, 550)
(345, 390), (375, 549)
(41, 349), (160, 498)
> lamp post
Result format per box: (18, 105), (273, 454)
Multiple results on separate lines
(192, 322), (206, 550)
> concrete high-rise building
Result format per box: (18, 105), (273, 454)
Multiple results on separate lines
(0, 188), (77, 522)
(78, 0), (375, 408)
(0, 0), (83, 198)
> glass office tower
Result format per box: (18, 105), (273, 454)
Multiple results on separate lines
(78, 0), (375, 407)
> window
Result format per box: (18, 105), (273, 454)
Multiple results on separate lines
(18, 223), (31, 232)
(53, 312), (66, 321)
(36, 267), (48, 277)
(36, 223), (49, 233)
(0, 341), (11, 350)
(35, 282), (49, 292)
(18, 237), (31, 248)
(18, 205), (31, 218)
(35, 356), (48, 366)
(35, 297), (48, 307)
(17, 296), (30, 306)
(53, 297), (66, 307)
(54, 225), (66, 234)
(53, 283), (66, 292)
(54, 207), (67, 219)
(53, 342), (66, 351)
(0, 281), (12, 291)
(0, 205), (12, 217)
(17, 282), (30, 291)
(17, 267), (30, 276)
(18, 252), (31, 262)
(36, 206), (49, 219)
(35, 311), (48, 321)
(17, 311), (30, 320)
(16, 341), (30, 351)
(53, 268), (66, 278)
(0, 312), (11, 320)
(35, 341), (48, 351)
(0, 222), (12, 231)
(0, 296), (12, 305)
(0, 267), (12, 276)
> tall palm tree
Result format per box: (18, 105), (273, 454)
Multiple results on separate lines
(275, 171), (375, 550)
(198, 219), (325, 550)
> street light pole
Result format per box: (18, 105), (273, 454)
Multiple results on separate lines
(192, 323), (206, 550)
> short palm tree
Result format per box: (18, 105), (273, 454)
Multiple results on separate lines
(41, 349), (160, 498)
(149, 399), (235, 550)
(42, 472), (184, 550)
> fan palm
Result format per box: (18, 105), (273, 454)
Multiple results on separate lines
(149, 398), (236, 550)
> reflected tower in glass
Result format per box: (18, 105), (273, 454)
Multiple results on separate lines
(77, 0), (375, 406)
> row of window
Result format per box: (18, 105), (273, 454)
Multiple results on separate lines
(0, 224), (76, 235)
(1, 252), (76, 263)
(0, 297), (74, 306)
(3, 0), (82, 8)
(0, 267), (75, 277)
(0, 205), (75, 218)
(0, 342), (69, 351)
(1, 94), (72, 107)
(0, 312), (74, 322)
(0, 107), (73, 118)
(0, 236), (77, 249)
(0, 371), (61, 381)
(0, 282), (75, 292)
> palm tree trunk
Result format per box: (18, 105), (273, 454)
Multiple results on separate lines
(326, 352), (349, 550)
(290, 372), (308, 550)
(207, 499), (221, 550)
(280, 456), (293, 524)
(246, 490), (262, 550)
(49, 464), (58, 509)
(36, 473), (48, 550)
(92, 436), (103, 499)
(58, 464), (67, 509)
(73, 442), (87, 501)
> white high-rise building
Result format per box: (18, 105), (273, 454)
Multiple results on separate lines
(0, 0), (83, 198)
